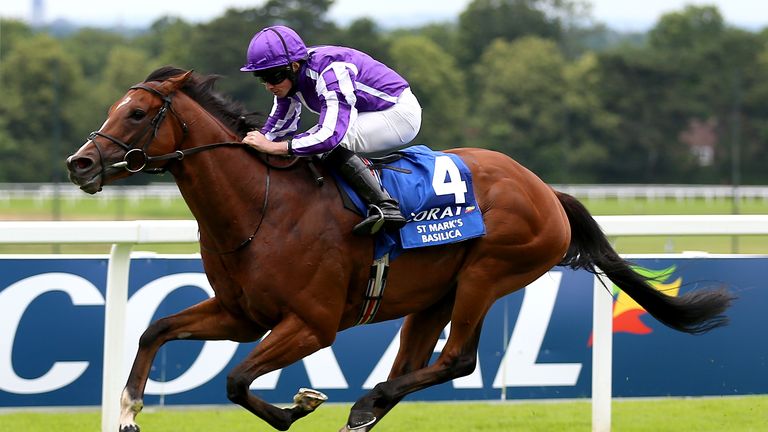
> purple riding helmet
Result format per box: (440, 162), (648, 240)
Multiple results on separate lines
(240, 25), (308, 72)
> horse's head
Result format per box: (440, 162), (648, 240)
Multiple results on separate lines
(66, 70), (193, 194)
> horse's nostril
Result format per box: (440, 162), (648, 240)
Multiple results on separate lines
(69, 157), (93, 172)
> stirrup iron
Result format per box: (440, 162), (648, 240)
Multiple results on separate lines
(353, 205), (386, 236)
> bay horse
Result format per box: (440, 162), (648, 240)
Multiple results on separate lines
(66, 67), (732, 432)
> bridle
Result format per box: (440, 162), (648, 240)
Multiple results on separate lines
(89, 83), (249, 175)
(85, 80), (294, 254)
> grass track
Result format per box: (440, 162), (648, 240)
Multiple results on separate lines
(2, 396), (767, 431)
(4, 195), (768, 221)
(1, 195), (767, 255)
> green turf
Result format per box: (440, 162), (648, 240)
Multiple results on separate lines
(2, 396), (766, 431)
(1, 194), (767, 254)
(3, 194), (766, 220)
(0, 195), (193, 221)
(578, 196), (768, 215)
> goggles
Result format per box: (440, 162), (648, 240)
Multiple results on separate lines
(254, 66), (291, 85)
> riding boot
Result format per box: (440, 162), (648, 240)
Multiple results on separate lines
(325, 146), (407, 236)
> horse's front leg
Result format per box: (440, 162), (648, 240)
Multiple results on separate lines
(119, 298), (264, 432)
(226, 313), (334, 431)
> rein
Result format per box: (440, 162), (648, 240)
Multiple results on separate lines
(87, 80), (303, 254)
(199, 164), (271, 255)
(91, 84), (301, 173)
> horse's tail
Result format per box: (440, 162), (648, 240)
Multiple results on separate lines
(555, 190), (733, 334)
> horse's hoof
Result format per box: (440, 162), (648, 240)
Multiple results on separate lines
(292, 387), (328, 412)
(343, 410), (377, 431)
(119, 424), (140, 432)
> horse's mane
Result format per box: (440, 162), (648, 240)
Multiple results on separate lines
(144, 66), (263, 138)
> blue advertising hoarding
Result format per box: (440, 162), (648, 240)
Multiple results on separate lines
(0, 255), (765, 407)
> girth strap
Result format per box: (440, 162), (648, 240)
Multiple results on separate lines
(355, 253), (390, 325)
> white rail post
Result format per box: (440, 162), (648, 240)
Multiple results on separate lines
(592, 271), (614, 432)
(101, 243), (134, 432)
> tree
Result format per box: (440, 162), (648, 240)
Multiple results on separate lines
(457, 0), (563, 64)
(61, 28), (128, 80)
(0, 34), (87, 182)
(561, 52), (618, 182)
(256, 0), (336, 45)
(137, 16), (195, 68)
(649, 6), (725, 53)
(388, 35), (468, 150)
(469, 37), (569, 181)
(644, 6), (764, 184)
(2, 1), (766, 185)
(83, 46), (155, 132)
(187, 0), (339, 118)
(734, 36), (768, 184)
(0, 19), (33, 62)
(186, 8), (273, 109)
(594, 49), (698, 183)
(335, 18), (390, 64)
(406, 22), (461, 61)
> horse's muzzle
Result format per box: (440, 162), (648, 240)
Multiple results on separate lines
(66, 154), (102, 194)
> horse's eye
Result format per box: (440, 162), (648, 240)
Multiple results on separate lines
(130, 109), (146, 120)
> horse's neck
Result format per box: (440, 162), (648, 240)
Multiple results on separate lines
(170, 108), (267, 247)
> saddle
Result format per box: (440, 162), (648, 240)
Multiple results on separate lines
(326, 145), (486, 260)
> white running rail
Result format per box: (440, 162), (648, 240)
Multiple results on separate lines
(2, 215), (768, 432)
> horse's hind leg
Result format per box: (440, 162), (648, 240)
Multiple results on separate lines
(345, 294), (454, 430)
(390, 292), (454, 378)
(343, 326), (485, 432)
(119, 298), (263, 432)
(342, 280), (498, 431)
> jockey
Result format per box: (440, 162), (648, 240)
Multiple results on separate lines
(240, 25), (422, 236)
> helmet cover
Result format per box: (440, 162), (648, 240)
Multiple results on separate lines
(240, 25), (308, 72)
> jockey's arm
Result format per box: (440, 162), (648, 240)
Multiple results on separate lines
(289, 65), (357, 156)
(243, 130), (291, 155)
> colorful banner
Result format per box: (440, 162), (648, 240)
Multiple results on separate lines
(0, 256), (765, 407)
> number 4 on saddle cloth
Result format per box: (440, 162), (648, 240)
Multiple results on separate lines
(332, 145), (487, 325)
(335, 145), (487, 262)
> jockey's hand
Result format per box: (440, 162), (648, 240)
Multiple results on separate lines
(242, 131), (290, 155)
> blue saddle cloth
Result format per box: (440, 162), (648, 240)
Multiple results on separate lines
(339, 145), (486, 260)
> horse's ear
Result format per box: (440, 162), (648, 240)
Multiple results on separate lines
(159, 70), (194, 94)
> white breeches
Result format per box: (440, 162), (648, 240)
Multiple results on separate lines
(340, 87), (422, 157)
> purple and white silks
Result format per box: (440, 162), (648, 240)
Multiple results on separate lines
(260, 46), (411, 156)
